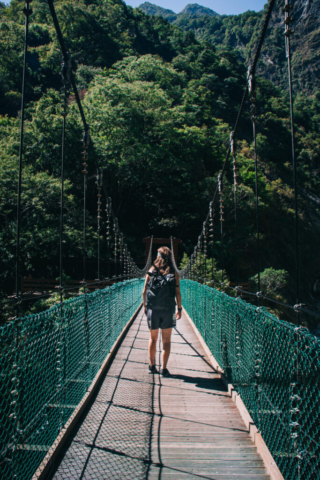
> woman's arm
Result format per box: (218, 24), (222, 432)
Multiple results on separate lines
(175, 272), (182, 320)
(143, 275), (150, 313)
(143, 267), (155, 313)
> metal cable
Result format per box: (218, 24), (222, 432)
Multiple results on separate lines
(58, 54), (71, 302)
(218, 173), (224, 283)
(230, 132), (239, 285)
(15, 0), (32, 311)
(285, 0), (300, 324)
(183, 0), (277, 278)
(82, 133), (89, 290)
(181, 279), (320, 480)
(248, 67), (261, 294)
(47, 0), (88, 131)
(96, 168), (103, 281)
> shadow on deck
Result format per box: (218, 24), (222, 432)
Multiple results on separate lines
(49, 310), (270, 480)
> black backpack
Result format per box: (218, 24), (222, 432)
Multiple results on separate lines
(146, 268), (176, 311)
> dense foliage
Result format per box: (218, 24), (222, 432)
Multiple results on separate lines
(0, 0), (319, 329)
(139, 1), (320, 95)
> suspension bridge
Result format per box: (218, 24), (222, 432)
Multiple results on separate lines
(1, 1), (320, 479)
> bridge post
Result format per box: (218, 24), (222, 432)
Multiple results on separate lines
(143, 237), (182, 266)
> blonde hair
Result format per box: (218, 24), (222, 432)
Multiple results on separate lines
(153, 246), (173, 275)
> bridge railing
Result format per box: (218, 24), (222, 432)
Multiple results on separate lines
(181, 280), (320, 480)
(0, 279), (144, 480)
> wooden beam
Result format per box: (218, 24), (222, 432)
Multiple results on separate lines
(143, 237), (182, 264)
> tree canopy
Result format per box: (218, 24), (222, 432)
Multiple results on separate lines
(0, 0), (319, 328)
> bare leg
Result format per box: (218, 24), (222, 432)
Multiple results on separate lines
(149, 329), (159, 366)
(161, 328), (172, 369)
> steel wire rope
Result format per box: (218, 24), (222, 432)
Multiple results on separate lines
(95, 168), (103, 282)
(14, 0), (33, 316)
(47, 0), (150, 282)
(8, 0), (277, 312)
(218, 173), (224, 286)
(170, 0), (277, 282)
(284, 0), (300, 324)
(186, 279), (320, 320)
(56, 52), (71, 309)
(230, 132), (239, 285)
(284, 3), (303, 469)
(167, 0), (319, 322)
(248, 66), (261, 299)
(47, 0), (87, 131)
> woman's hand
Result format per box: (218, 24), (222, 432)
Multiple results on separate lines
(176, 310), (182, 320)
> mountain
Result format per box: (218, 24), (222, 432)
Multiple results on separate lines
(179, 4), (219, 17)
(137, 2), (178, 21)
(138, 2), (219, 22)
(0, 0), (319, 328)
(138, 1), (320, 95)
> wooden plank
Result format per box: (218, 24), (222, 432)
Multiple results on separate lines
(183, 307), (284, 480)
(33, 303), (143, 480)
(50, 309), (270, 480)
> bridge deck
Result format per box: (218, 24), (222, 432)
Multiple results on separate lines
(52, 309), (270, 480)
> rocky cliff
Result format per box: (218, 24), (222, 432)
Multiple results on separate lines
(138, 0), (320, 95)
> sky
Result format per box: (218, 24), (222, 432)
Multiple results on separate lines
(2, 1), (268, 16)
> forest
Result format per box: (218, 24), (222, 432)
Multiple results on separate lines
(139, 1), (320, 94)
(0, 0), (319, 330)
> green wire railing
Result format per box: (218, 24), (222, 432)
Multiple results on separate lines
(2, 278), (319, 480)
(181, 280), (320, 480)
(0, 279), (144, 480)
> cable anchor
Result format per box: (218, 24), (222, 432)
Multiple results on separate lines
(247, 65), (255, 96)
(61, 52), (72, 85)
(83, 124), (90, 147)
(23, 0), (33, 17)
(293, 303), (306, 312)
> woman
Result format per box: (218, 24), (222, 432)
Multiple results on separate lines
(142, 246), (182, 377)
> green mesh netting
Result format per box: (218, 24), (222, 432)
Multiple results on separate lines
(181, 280), (320, 480)
(0, 279), (144, 480)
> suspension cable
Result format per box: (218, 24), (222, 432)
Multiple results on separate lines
(96, 168), (103, 282)
(15, 0), (32, 310)
(127, 236), (154, 278)
(58, 52), (71, 302)
(285, 0), (300, 324)
(248, 66), (261, 295)
(47, 0), (88, 131)
(218, 173), (224, 282)
(82, 129), (90, 290)
(185, 0), (277, 264)
(230, 131), (239, 285)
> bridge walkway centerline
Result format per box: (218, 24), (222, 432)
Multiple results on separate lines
(50, 309), (270, 480)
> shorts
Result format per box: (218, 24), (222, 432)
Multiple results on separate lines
(147, 309), (175, 330)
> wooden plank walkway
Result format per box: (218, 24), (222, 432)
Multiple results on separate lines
(51, 309), (270, 480)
